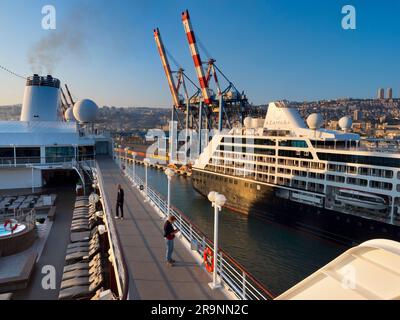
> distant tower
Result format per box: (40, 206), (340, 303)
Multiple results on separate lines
(377, 88), (385, 100)
(353, 110), (362, 121)
(387, 87), (393, 99)
(20, 74), (61, 121)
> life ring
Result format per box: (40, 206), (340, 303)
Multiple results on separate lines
(203, 247), (214, 273)
(4, 219), (18, 233)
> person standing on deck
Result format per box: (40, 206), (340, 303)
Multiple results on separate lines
(115, 184), (124, 220)
(164, 215), (178, 266)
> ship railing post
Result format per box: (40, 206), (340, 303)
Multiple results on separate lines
(189, 224), (193, 243)
(242, 272), (247, 300)
(219, 252), (224, 285)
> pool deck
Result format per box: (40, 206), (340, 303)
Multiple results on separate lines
(12, 187), (75, 300)
(97, 157), (229, 300)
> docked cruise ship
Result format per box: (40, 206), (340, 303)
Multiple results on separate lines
(192, 101), (400, 244)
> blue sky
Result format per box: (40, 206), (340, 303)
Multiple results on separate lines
(0, 0), (399, 107)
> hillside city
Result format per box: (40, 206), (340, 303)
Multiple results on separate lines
(1, 92), (400, 140)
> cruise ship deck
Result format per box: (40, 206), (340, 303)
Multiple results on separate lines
(97, 157), (229, 300)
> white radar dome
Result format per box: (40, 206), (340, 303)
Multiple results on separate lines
(338, 116), (352, 131)
(73, 99), (99, 123)
(243, 117), (252, 128)
(64, 106), (76, 121)
(306, 113), (323, 130)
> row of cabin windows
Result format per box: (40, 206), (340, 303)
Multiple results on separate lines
(202, 166), (324, 192)
(317, 152), (400, 168)
(328, 164), (394, 179)
(221, 137), (275, 146)
(213, 151), (325, 169)
(219, 152), (396, 181)
(278, 150), (313, 159)
(218, 145), (276, 156)
(220, 137), (309, 148)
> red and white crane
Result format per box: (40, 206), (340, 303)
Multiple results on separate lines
(181, 10), (212, 105)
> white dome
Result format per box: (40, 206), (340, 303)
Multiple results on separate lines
(243, 117), (252, 128)
(73, 99), (99, 123)
(339, 116), (352, 131)
(306, 113), (323, 130)
(64, 106), (76, 121)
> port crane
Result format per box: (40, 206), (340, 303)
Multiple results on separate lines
(181, 9), (252, 132)
(154, 10), (256, 163)
(154, 27), (205, 164)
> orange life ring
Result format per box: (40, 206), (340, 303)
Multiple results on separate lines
(4, 219), (18, 233)
(203, 247), (214, 273)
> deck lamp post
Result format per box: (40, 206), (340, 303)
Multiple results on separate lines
(131, 152), (137, 184)
(143, 158), (150, 200)
(118, 145), (122, 169)
(165, 168), (175, 217)
(124, 147), (129, 173)
(207, 191), (226, 290)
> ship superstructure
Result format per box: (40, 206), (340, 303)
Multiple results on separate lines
(0, 75), (111, 191)
(192, 101), (400, 243)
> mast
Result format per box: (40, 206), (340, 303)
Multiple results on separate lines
(181, 10), (212, 105)
(64, 84), (75, 106)
(153, 28), (180, 108)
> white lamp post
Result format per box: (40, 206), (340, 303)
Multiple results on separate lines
(143, 158), (150, 200)
(207, 191), (226, 290)
(165, 168), (175, 217)
(124, 147), (129, 174)
(118, 145), (122, 169)
(131, 152), (137, 184)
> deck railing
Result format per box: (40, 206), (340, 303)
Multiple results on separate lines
(115, 153), (275, 300)
(93, 161), (130, 300)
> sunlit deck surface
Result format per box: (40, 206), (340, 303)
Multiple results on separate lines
(97, 157), (228, 300)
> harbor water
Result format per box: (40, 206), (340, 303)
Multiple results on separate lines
(134, 164), (347, 296)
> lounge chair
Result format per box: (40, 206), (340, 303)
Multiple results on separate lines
(58, 274), (104, 300)
(63, 253), (101, 273)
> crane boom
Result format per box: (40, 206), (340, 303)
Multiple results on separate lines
(181, 10), (212, 105)
(153, 28), (180, 108)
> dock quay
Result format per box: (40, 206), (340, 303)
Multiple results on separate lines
(96, 155), (274, 300)
(114, 147), (192, 177)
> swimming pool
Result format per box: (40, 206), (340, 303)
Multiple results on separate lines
(0, 224), (26, 237)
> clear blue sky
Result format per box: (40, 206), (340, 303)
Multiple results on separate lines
(0, 0), (399, 107)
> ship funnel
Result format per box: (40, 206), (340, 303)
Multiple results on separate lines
(20, 74), (61, 122)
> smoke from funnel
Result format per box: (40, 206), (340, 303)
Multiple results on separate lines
(27, 9), (86, 74)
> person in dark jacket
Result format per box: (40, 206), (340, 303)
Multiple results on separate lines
(115, 184), (124, 220)
(164, 215), (178, 266)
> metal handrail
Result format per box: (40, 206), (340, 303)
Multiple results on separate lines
(94, 162), (130, 300)
(0, 155), (96, 168)
(120, 155), (275, 300)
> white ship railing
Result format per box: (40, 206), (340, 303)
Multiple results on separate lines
(114, 153), (275, 300)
